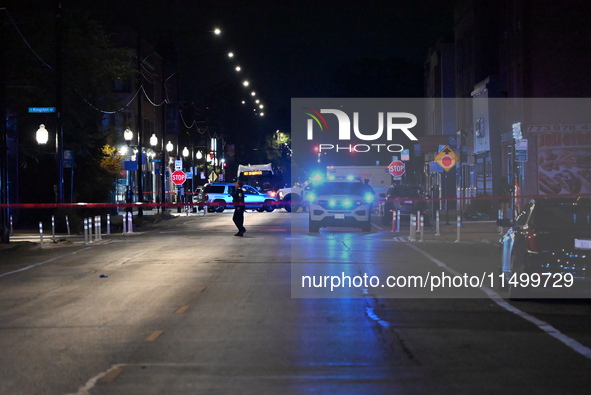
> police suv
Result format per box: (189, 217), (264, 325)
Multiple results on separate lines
(307, 176), (374, 232)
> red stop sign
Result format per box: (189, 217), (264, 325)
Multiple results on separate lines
(388, 161), (405, 177)
(171, 170), (187, 185)
(441, 156), (453, 167)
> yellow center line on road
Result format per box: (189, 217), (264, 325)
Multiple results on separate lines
(99, 366), (123, 383)
(145, 330), (164, 342)
(174, 305), (190, 314)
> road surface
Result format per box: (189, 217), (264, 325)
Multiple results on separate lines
(1, 211), (590, 394)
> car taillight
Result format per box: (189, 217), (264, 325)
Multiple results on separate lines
(526, 229), (538, 252)
(269, 191), (277, 197)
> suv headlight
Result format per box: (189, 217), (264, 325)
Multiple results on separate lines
(363, 193), (374, 204)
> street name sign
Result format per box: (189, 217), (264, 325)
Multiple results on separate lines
(28, 107), (56, 113)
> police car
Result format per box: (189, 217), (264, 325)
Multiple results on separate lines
(200, 183), (277, 213)
(307, 176), (374, 232)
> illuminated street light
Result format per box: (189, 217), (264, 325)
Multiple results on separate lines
(36, 124), (49, 145)
(182, 147), (190, 157)
(196, 150), (203, 160)
(213, 27), (221, 35)
(243, 80), (250, 87)
(251, 91), (256, 96)
(259, 104), (264, 109)
(235, 66), (241, 72)
(124, 127), (133, 143)
(228, 52), (234, 58)
(150, 133), (158, 147)
(166, 141), (174, 153)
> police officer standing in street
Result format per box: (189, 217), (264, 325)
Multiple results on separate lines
(232, 180), (247, 236)
(125, 185), (133, 214)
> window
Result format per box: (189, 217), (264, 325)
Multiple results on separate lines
(207, 185), (225, 194)
(244, 186), (258, 195)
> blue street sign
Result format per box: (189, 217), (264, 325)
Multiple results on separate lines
(430, 161), (444, 173)
(28, 107), (56, 113)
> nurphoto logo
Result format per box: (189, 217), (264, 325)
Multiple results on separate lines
(304, 107), (418, 153)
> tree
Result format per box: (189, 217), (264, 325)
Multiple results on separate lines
(5, 4), (136, 203)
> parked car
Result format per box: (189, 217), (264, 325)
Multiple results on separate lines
(307, 178), (374, 232)
(200, 183), (277, 213)
(277, 182), (308, 212)
(380, 184), (430, 226)
(497, 197), (591, 299)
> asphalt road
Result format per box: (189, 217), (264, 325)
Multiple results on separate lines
(1, 210), (590, 394)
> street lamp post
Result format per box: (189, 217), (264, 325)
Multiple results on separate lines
(0, 14), (7, 243)
(182, 146), (191, 201)
(123, 127), (137, 205)
(36, 124), (62, 202)
(196, 149), (207, 184)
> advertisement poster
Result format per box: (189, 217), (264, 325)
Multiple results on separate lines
(537, 130), (591, 195)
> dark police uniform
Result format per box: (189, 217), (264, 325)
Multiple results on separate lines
(125, 186), (133, 213)
(232, 186), (246, 236)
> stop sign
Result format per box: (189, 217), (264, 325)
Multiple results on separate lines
(388, 161), (405, 177)
(171, 170), (187, 185)
(441, 156), (453, 167)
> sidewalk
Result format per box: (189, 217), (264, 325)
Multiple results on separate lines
(373, 214), (504, 246)
(0, 211), (182, 253)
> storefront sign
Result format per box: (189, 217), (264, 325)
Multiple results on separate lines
(537, 131), (591, 195)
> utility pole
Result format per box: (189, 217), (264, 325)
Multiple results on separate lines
(161, 60), (166, 211)
(56, 0), (64, 204)
(136, 34), (143, 217)
(0, 9), (9, 243)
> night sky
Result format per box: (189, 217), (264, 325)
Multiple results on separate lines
(76, 0), (455, 130)
(4, 0), (455, 132)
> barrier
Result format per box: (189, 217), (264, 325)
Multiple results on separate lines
(435, 210), (441, 236)
(51, 215), (56, 242)
(65, 215), (71, 235)
(408, 214), (416, 241)
(94, 216), (98, 241)
(88, 217), (93, 243)
(97, 215), (102, 241)
(391, 210), (397, 232)
(39, 222), (44, 248)
(396, 210), (401, 232)
(84, 218), (89, 244)
(419, 215), (424, 242)
(455, 215), (461, 243)
(127, 212), (133, 233)
(107, 214), (110, 235)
